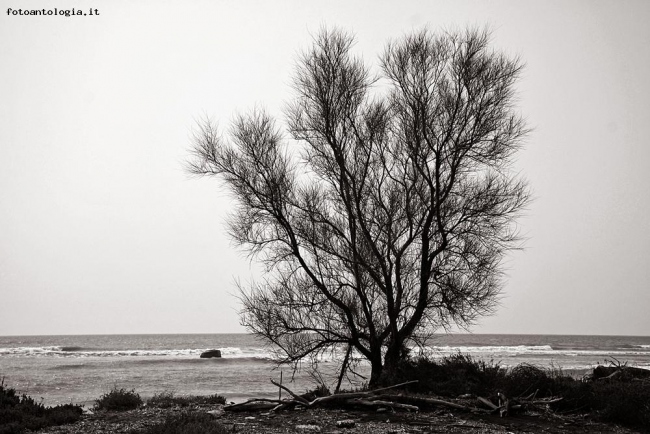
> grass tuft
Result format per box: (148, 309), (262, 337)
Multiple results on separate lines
(148, 392), (226, 408)
(93, 387), (143, 412)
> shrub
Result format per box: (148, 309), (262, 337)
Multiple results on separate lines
(382, 353), (505, 397)
(148, 392), (226, 409)
(590, 379), (650, 429)
(380, 354), (650, 431)
(0, 381), (83, 434)
(93, 387), (143, 412)
(129, 412), (228, 434)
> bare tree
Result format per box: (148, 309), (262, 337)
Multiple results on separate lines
(189, 27), (530, 386)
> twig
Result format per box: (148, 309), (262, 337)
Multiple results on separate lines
(270, 379), (310, 405)
(369, 380), (419, 394)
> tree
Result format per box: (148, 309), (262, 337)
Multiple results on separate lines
(189, 27), (530, 386)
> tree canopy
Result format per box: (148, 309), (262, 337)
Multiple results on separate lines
(189, 27), (530, 386)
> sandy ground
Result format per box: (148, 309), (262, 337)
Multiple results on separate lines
(35, 404), (643, 434)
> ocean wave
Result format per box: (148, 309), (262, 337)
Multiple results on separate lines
(0, 346), (274, 359)
(2, 343), (650, 359)
(426, 345), (555, 354)
(412, 344), (650, 358)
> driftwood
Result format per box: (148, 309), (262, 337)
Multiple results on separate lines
(351, 398), (419, 412)
(270, 379), (310, 405)
(476, 393), (563, 417)
(225, 379), (565, 418)
(307, 380), (419, 407)
(224, 398), (283, 412)
(585, 357), (650, 382)
(592, 365), (650, 381)
(498, 392), (510, 417)
(477, 396), (498, 411)
(376, 394), (470, 411)
(224, 380), (420, 413)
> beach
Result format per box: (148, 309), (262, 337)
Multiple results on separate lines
(3, 333), (650, 432)
(2, 333), (650, 407)
(33, 401), (640, 434)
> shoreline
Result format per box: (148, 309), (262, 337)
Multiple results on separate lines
(35, 401), (640, 434)
(4, 368), (649, 433)
(3, 332), (650, 408)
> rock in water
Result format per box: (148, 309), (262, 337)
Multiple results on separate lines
(200, 349), (222, 358)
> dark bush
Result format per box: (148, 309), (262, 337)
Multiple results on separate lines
(0, 381), (83, 434)
(590, 380), (650, 429)
(148, 392), (226, 408)
(93, 387), (143, 412)
(380, 355), (650, 431)
(129, 412), (228, 434)
(382, 353), (505, 397)
(498, 363), (556, 397)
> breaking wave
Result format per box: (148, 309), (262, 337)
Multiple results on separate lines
(3, 343), (649, 360)
(414, 344), (650, 358)
(0, 346), (273, 359)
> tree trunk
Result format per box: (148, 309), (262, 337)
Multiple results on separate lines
(383, 339), (404, 381)
(368, 339), (406, 387)
(368, 351), (384, 387)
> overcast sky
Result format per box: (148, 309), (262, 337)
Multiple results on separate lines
(1, 0), (649, 336)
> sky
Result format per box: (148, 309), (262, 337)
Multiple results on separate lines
(1, 0), (649, 336)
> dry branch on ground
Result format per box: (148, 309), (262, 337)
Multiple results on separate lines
(224, 379), (567, 420)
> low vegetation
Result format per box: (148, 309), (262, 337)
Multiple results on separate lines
(128, 412), (228, 434)
(93, 387), (143, 412)
(0, 379), (83, 434)
(148, 391), (226, 408)
(3, 357), (649, 433)
(381, 354), (650, 431)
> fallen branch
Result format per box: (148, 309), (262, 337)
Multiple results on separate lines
(529, 397), (563, 406)
(475, 394), (562, 416)
(350, 398), (418, 412)
(592, 364), (650, 381)
(225, 379), (562, 419)
(498, 392), (510, 417)
(521, 389), (539, 401)
(366, 380), (419, 394)
(307, 380), (418, 407)
(270, 379), (310, 406)
(374, 394), (470, 411)
(477, 396), (498, 411)
(224, 398), (285, 412)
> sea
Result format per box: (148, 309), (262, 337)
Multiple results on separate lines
(1, 333), (649, 407)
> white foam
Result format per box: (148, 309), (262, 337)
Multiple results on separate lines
(411, 344), (650, 357)
(0, 346), (274, 359)
(424, 345), (554, 354)
(0, 346), (64, 355)
(2, 343), (649, 360)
